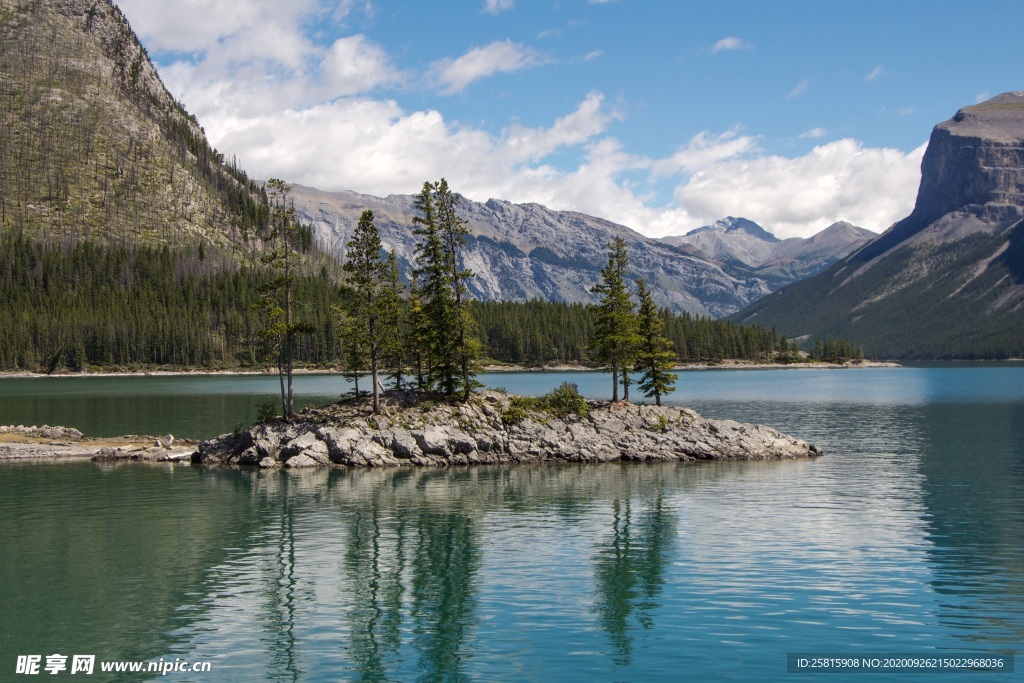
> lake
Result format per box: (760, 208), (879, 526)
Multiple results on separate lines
(1, 366), (1021, 681)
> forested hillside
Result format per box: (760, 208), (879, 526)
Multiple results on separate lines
(0, 0), (267, 252)
(0, 234), (833, 373)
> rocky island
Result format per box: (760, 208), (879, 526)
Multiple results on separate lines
(192, 388), (822, 469)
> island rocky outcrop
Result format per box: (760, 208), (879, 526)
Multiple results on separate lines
(192, 391), (822, 469)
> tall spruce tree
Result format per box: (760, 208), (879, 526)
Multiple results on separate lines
(340, 209), (396, 414)
(412, 179), (479, 400)
(380, 250), (406, 391)
(634, 278), (678, 406)
(591, 237), (641, 402)
(256, 178), (313, 421)
(434, 178), (481, 401)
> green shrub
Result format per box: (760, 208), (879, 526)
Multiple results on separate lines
(502, 382), (589, 425)
(501, 404), (531, 425)
(255, 401), (278, 423)
(543, 382), (589, 419)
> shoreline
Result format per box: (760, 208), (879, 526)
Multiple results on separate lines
(0, 429), (197, 462)
(0, 359), (903, 379)
(1, 390), (822, 466)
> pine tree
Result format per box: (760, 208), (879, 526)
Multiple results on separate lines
(379, 250), (406, 391)
(591, 237), (641, 401)
(434, 178), (481, 401)
(411, 179), (479, 400)
(341, 209), (395, 414)
(634, 278), (678, 406)
(255, 178), (314, 421)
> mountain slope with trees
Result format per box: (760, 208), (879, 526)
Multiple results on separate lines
(0, 0), (267, 252)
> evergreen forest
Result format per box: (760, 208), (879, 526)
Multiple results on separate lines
(0, 231), (856, 374)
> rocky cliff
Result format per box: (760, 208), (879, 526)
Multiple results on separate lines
(193, 391), (822, 469)
(291, 186), (771, 317)
(732, 92), (1024, 358)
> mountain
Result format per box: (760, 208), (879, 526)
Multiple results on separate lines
(289, 185), (772, 317)
(732, 92), (1024, 358)
(0, 0), (265, 251)
(660, 217), (876, 287)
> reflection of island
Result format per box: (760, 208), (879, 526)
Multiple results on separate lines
(0, 459), (768, 681)
(0, 465), (269, 675)
(261, 490), (302, 683)
(917, 402), (1024, 647)
(593, 491), (676, 665)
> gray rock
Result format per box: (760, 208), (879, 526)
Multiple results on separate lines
(413, 428), (451, 456)
(285, 453), (321, 468)
(188, 390), (821, 470)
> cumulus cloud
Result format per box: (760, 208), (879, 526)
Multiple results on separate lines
(651, 127), (760, 176)
(431, 40), (540, 94)
(712, 36), (749, 53)
(674, 139), (926, 238)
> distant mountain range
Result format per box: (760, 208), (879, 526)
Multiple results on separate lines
(659, 217), (876, 289)
(291, 187), (871, 317)
(733, 92), (1024, 358)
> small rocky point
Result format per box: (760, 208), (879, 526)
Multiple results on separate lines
(193, 390), (822, 469)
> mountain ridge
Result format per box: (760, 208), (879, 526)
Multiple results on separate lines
(731, 92), (1024, 358)
(659, 216), (876, 287)
(290, 185), (774, 317)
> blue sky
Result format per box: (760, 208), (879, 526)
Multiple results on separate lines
(116, 0), (1023, 238)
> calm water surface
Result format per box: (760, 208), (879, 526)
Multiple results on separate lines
(1, 366), (1022, 681)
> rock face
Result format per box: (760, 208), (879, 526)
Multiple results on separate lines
(192, 391), (822, 469)
(290, 186), (771, 317)
(733, 92), (1024, 359)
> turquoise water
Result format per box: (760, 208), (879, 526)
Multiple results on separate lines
(0, 366), (1022, 680)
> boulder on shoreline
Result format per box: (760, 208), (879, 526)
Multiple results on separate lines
(193, 390), (822, 469)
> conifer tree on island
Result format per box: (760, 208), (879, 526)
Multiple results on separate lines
(411, 179), (480, 401)
(256, 178), (315, 421)
(340, 209), (398, 414)
(591, 237), (642, 402)
(634, 278), (678, 406)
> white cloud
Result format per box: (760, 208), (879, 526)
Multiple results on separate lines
(431, 40), (540, 94)
(117, 1), (925, 242)
(787, 80), (810, 99)
(651, 127), (760, 176)
(799, 127), (828, 139)
(975, 91), (990, 103)
(584, 50), (603, 61)
(321, 35), (403, 98)
(712, 36), (749, 53)
(483, 0), (514, 14)
(865, 65), (886, 82)
(673, 139), (926, 238)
